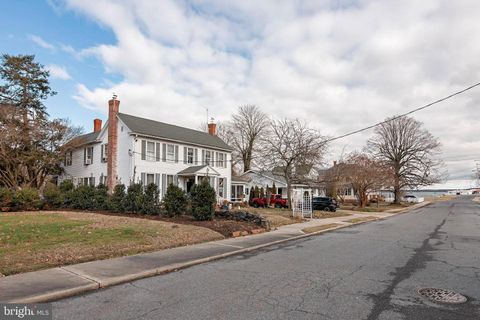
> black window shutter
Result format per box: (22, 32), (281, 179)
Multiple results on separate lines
(161, 174), (167, 196)
(162, 143), (166, 162)
(155, 143), (161, 162)
(183, 147), (187, 164)
(141, 140), (146, 160)
(84, 148), (86, 164)
(175, 145), (179, 163)
(194, 149), (198, 164)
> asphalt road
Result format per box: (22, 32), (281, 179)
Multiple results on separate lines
(53, 196), (480, 320)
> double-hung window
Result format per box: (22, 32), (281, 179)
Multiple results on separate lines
(146, 141), (155, 161)
(167, 174), (174, 186)
(187, 147), (194, 164)
(205, 151), (211, 165)
(101, 144), (108, 163)
(146, 173), (155, 185)
(64, 151), (72, 166)
(166, 144), (175, 162)
(84, 147), (93, 165)
(217, 153), (224, 168)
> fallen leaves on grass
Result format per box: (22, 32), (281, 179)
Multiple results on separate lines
(0, 211), (224, 275)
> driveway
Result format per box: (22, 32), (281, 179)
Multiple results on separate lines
(53, 196), (480, 319)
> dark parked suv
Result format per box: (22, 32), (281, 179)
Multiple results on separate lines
(312, 196), (338, 212)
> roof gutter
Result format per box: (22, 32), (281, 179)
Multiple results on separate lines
(128, 132), (233, 152)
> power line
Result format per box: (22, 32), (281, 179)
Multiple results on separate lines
(129, 82), (480, 165)
(322, 82), (480, 144)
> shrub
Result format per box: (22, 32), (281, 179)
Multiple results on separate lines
(59, 180), (75, 207)
(0, 188), (14, 211)
(59, 180), (75, 192)
(123, 183), (144, 213)
(163, 184), (187, 217)
(94, 184), (109, 210)
(110, 184), (126, 212)
(190, 179), (216, 221)
(43, 184), (63, 209)
(13, 187), (42, 211)
(141, 183), (161, 215)
(70, 185), (96, 210)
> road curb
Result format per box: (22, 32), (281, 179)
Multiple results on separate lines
(1, 202), (428, 303)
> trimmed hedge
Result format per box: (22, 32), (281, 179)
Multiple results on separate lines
(1, 180), (218, 219)
(163, 184), (187, 217)
(0, 188), (14, 210)
(110, 184), (126, 212)
(43, 184), (63, 209)
(190, 179), (216, 221)
(13, 187), (42, 211)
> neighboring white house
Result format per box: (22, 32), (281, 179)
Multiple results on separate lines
(60, 96), (233, 202)
(236, 169), (310, 200)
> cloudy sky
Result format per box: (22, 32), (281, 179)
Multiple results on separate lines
(2, 0), (479, 189)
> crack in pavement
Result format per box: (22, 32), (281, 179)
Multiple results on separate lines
(365, 215), (448, 320)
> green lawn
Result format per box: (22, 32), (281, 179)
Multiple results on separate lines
(0, 211), (223, 275)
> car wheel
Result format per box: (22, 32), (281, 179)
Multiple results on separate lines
(323, 207), (330, 212)
(253, 203), (259, 208)
(275, 204), (281, 208)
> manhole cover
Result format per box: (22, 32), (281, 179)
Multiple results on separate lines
(417, 288), (467, 304)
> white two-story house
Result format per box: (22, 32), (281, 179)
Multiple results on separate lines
(61, 96), (233, 202)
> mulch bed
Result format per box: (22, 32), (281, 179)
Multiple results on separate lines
(89, 211), (259, 237)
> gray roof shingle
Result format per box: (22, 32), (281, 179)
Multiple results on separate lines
(118, 113), (233, 151)
(69, 131), (100, 146)
(177, 165), (207, 175)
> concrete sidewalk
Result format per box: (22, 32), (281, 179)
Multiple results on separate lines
(0, 201), (431, 303)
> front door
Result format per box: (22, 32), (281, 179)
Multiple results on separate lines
(186, 178), (195, 193)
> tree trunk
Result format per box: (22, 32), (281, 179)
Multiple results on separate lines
(242, 153), (251, 172)
(358, 189), (368, 208)
(393, 185), (401, 204)
(286, 181), (292, 211)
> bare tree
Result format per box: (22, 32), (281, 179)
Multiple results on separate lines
(230, 105), (268, 172)
(342, 152), (393, 207)
(262, 119), (328, 208)
(197, 120), (241, 171)
(368, 116), (442, 204)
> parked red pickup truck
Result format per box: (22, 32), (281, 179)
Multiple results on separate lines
(251, 194), (288, 208)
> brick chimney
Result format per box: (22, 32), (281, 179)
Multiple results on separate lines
(207, 118), (217, 136)
(93, 118), (102, 132)
(107, 95), (120, 193)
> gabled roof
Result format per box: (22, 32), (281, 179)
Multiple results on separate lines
(241, 169), (288, 185)
(177, 165), (220, 176)
(118, 113), (233, 151)
(68, 131), (100, 146)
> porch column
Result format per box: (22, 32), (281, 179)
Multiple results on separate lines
(195, 175), (198, 184)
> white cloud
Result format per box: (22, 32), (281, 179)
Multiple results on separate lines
(29, 35), (55, 51)
(46, 64), (71, 80)
(64, 0), (480, 186)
